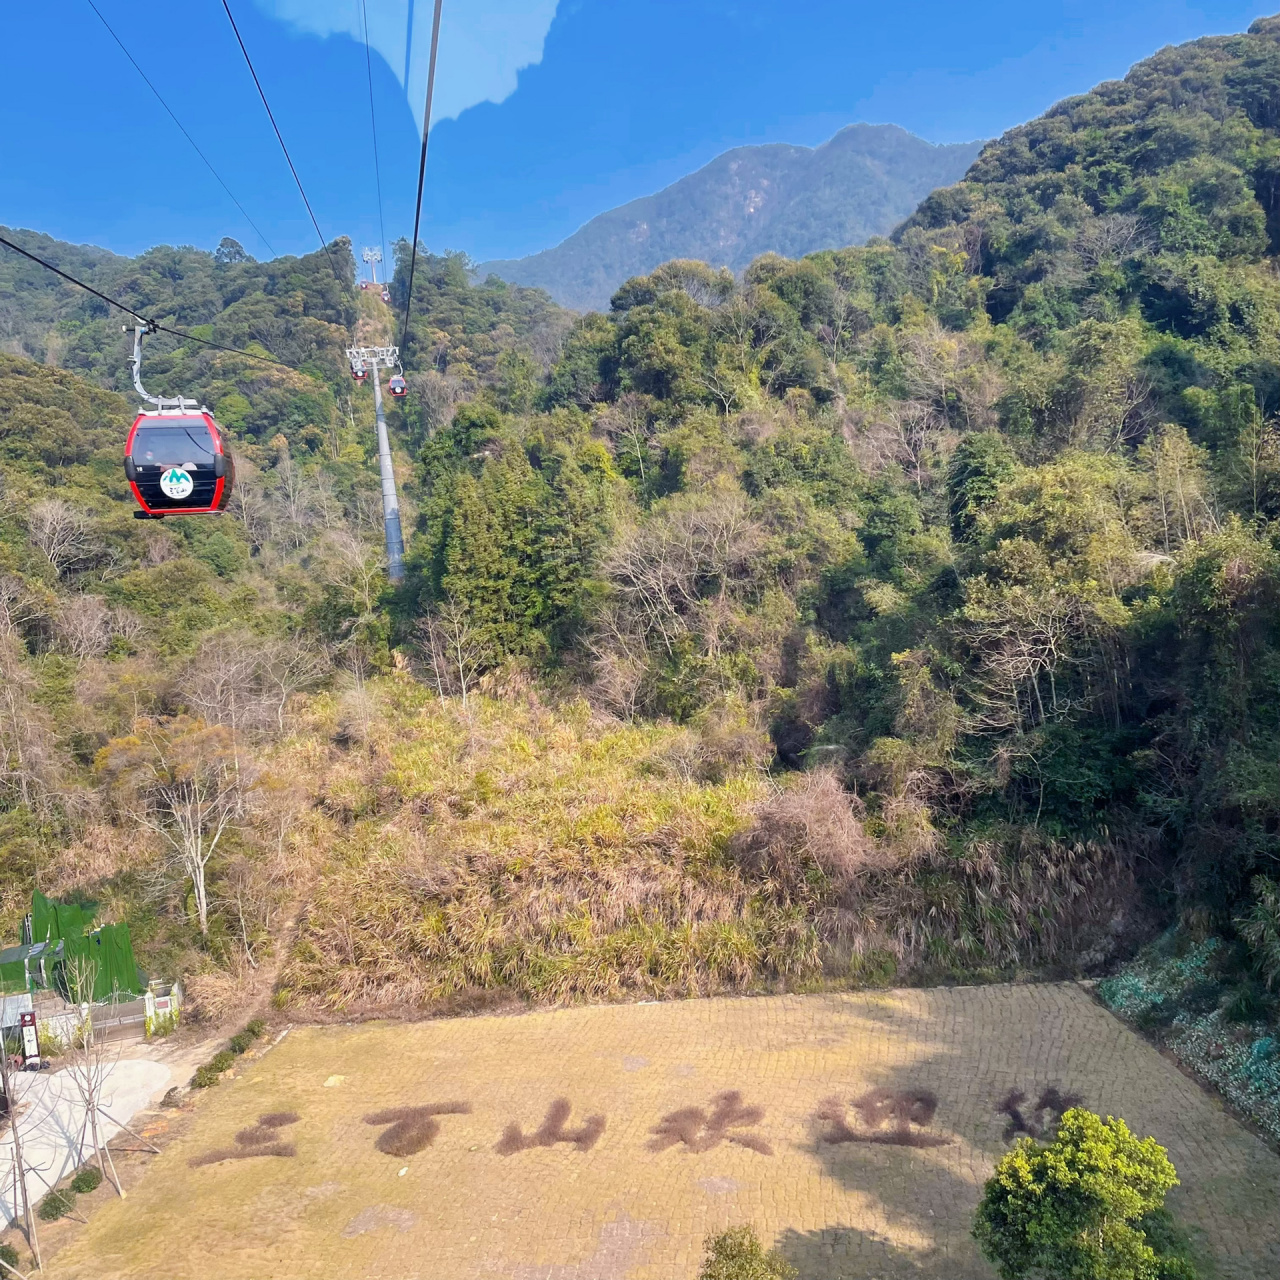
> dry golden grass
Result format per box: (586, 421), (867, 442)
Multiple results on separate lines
(44, 986), (1280, 1280)
(280, 688), (807, 1012)
(274, 684), (1137, 1015)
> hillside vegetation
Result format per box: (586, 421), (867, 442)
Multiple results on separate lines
(479, 125), (982, 311)
(1, 17), (1280, 1055)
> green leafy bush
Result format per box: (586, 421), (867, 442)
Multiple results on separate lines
(145, 1008), (180, 1039)
(227, 1019), (267, 1055)
(194, 1019), (268, 1086)
(37, 1189), (75, 1222)
(698, 1226), (796, 1280)
(70, 1164), (103, 1194)
(1237, 876), (1280, 990)
(191, 1049), (236, 1088)
(0, 1242), (20, 1274)
(973, 1108), (1191, 1280)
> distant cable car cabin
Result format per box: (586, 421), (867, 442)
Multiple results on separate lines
(121, 326), (235, 519)
(360, 281), (369, 291)
(351, 359), (368, 382)
(381, 289), (391, 303)
(388, 374), (408, 399)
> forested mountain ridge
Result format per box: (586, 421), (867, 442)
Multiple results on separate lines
(477, 125), (983, 311)
(0, 12), (1277, 1096)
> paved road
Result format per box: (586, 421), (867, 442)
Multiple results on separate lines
(0, 1058), (171, 1222)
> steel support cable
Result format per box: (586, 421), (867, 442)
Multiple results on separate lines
(219, 0), (345, 285)
(0, 235), (297, 372)
(399, 0), (444, 353)
(360, 0), (388, 269)
(83, 0), (276, 257)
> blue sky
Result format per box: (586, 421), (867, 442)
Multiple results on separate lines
(0, 1), (1271, 264)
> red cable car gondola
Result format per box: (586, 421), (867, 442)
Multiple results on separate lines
(124, 411), (234, 518)
(388, 374), (407, 399)
(381, 289), (391, 304)
(121, 325), (236, 519)
(351, 359), (368, 383)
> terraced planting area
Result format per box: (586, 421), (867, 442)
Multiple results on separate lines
(52, 984), (1280, 1280)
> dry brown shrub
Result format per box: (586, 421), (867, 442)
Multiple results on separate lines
(364, 1103), (471, 1156)
(43, 824), (145, 896)
(184, 963), (271, 1025)
(732, 769), (884, 899)
(494, 1099), (605, 1155)
(477, 658), (541, 708)
(189, 1143), (295, 1167)
(258, 1111), (300, 1128)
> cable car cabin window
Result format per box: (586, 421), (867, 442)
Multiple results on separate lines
(130, 421), (216, 465)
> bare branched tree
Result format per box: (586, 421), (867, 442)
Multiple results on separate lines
(417, 600), (487, 710)
(407, 370), (466, 438)
(0, 1044), (43, 1271)
(61, 956), (125, 1198)
(97, 718), (252, 937)
(526, 311), (575, 373)
(603, 487), (764, 658)
(185, 637), (262, 740)
(595, 394), (656, 482)
(268, 452), (322, 550)
(27, 500), (98, 578)
(0, 640), (57, 810)
(227, 465), (270, 552)
(582, 601), (649, 720)
(54, 594), (111, 661)
(0, 576), (49, 645)
(960, 585), (1099, 736)
(259, 636), (330, 733)
(316, 530), (386, 621)
(1075, 214), (1151, 268)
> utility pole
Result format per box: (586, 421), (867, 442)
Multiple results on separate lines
(347, 346), (405, 583)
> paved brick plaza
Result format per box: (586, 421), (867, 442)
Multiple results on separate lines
(53, 984), (1280, 1279)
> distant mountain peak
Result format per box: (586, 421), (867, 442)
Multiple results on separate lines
(477, 124), (985, 311)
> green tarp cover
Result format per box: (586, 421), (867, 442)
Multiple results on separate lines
(0, 957), (26, 994)
(31, 891), (94, 945)
(60, 924), (141, 1002)
(26, 894), (140, 1001)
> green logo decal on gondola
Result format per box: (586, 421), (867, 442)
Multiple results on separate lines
(159, 467), (194, 500)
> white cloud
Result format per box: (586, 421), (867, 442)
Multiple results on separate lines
(254, 0), (559, 128)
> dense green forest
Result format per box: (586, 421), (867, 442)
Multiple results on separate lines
(0, 16), (1279, 1129)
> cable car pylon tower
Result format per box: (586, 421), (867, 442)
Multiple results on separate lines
(347, 345), (405, 583)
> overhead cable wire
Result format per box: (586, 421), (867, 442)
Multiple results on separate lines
(0, 235), (298, 372)
(360, 0), (388, 270)
(83, 0), (277, 257)
(399, 0), (444, 352)
(219, 0), (345, 285)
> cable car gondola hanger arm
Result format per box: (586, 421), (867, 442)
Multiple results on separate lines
(128, 325), (199, 412)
